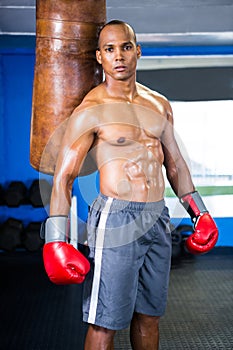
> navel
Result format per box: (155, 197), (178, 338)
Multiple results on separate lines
(117, 137), (125, 144)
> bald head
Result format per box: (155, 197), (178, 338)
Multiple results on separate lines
(98, 20), (137, 49)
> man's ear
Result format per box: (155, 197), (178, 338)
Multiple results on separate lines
(136, 44), (141, 59)
(96, 50), (102, 64)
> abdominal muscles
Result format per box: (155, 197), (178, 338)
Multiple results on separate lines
(99, 142), (165, 202)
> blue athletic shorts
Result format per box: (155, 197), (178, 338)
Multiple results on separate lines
(82, 194), (172, 330)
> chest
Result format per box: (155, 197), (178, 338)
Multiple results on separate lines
(97, 103), (167, 145)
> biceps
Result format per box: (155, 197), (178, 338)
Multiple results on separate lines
(55, 131), (95, 181)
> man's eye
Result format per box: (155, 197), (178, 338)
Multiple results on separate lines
(125, 45), (132, 50)
(105, 47), (113, 52)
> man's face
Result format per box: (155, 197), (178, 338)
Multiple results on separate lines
(96, 24), (141, 81)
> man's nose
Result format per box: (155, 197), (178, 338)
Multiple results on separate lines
(115, 48), (124, 60)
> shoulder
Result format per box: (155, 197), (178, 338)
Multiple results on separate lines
(136, 82), (173, 119)
(74, 84), (104, 112)
(68, 84), (104, 122)
(67, 83), (108, 132)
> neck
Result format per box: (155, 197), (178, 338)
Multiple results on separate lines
(104, 76), (138, 102)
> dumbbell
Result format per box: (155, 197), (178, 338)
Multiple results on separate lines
(23, 222), (44, 252)
(4, 181), (27, 207)
(176, 224), (194, 257)
(0, 218), (24, 251)
(29, 179), (52, 207)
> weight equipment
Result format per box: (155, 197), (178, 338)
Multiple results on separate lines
(30, 0), (106, 175)
(29, 179), (52, 207)
(4, 181), (27, 207)
(0, 218), (24, 252)
(170, 223), (182, 260)
(176, 224), (194, 256)
(23, 222), (44, 252)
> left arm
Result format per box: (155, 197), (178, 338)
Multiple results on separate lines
(161, 103), (218, 254)
(161, 104), (194, 197)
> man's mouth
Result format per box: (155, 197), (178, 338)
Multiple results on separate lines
(115, 65), (126, 72)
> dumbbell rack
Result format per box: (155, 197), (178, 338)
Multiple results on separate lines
(0, 179), (52, 252)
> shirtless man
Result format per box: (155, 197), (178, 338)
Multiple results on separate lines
(42, 20), (218, 350)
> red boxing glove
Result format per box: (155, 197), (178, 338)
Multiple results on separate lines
(186, 213), (218, 255)
(41, 216), (90, 284)
(180, 191), (218, 255)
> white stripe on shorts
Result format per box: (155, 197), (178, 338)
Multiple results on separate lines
(87, 197), (113, 324)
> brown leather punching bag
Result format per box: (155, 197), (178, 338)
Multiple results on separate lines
(30, 0), (106, 175)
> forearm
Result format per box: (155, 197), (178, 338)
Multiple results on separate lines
(166, 159), (195, 197)
(49, 174), (73, 216)
(162, 131), (195, 197)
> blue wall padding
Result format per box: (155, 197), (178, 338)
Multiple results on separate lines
(141, 45), (233, 56)
(0, 52), (37, 183)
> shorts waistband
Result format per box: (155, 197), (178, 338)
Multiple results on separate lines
(97, 193), (165, 212)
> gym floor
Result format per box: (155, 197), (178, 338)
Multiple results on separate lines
(0, 247), (232, 350)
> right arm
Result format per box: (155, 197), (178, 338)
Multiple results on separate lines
(50, 106), (97, 216)
(42, 104), (97, 285)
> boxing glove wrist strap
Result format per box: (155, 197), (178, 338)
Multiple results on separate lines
(41, 216), (69, 243)
(179, 191), (208, 221)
